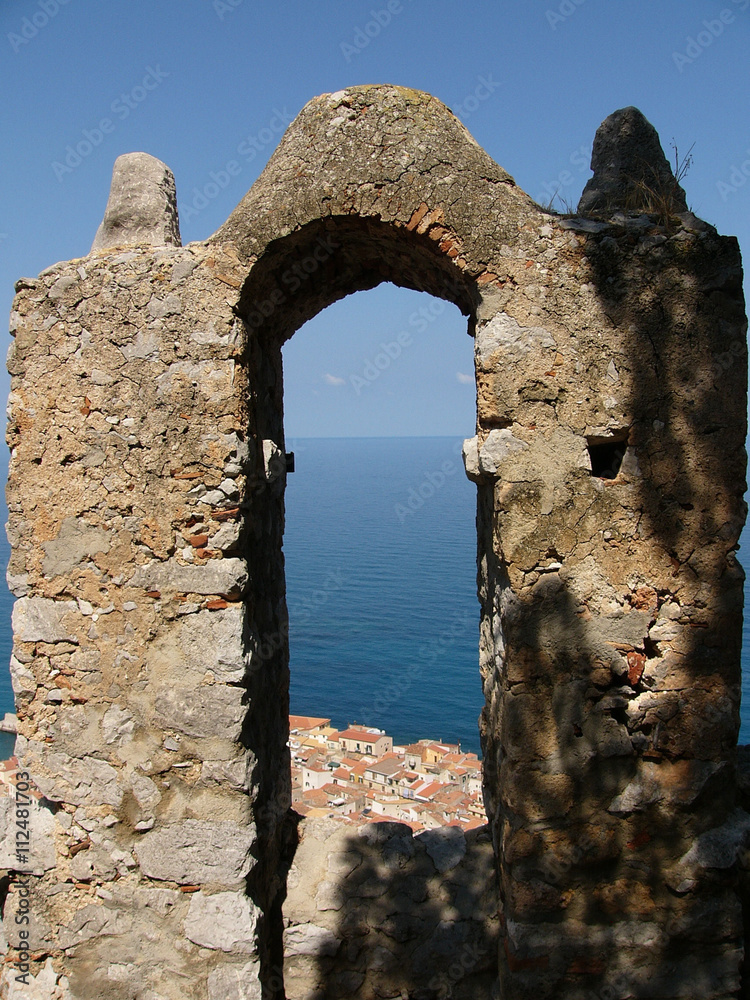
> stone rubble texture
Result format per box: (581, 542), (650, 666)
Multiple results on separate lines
(2, 85), (748, 999)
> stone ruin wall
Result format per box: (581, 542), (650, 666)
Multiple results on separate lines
(0, 86), (748, 1000)
(283, 819), (497, 1000)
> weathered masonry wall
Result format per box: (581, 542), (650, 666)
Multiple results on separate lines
(283, 819), (498, 1000)
(2, 86), (748, 1000)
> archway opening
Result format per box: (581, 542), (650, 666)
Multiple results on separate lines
(236, 218), (499, 999)
(279, 284), (496, 1000)
(283, 284), (482, 815)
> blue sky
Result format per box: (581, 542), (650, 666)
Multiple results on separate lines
(0, 0), (748, 438)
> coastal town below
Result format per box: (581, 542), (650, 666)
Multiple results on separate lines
(290, 715), (485, 832)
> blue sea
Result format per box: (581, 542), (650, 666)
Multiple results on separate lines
(284, 437), (482, 753)
(0, 436), (749, 758)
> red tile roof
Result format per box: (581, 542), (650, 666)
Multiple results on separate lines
(289, 715), (331, 731)
(338, 728), (389, 742)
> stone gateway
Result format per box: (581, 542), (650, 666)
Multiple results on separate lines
(3, 86), (749, 999)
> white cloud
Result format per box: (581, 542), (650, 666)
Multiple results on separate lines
(456, 372), (473, 384)
(323, 373), (346, 386)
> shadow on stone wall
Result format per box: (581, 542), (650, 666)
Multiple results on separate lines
(492, 566), (748, 997)
(584, 212), (748, 997)
(282, 817), (498, 1000)
(482, 211), (749, 998)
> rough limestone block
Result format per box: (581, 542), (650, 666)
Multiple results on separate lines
(578, 106), (689, 216)
(69, 844), (117, 882)
(17, 742), (123, 808)
(130, 772), (162, 811)
(101, 704), (135, 746)
(0, 795), (56, 874)
(184, 891), (258, 953)
(608, 760), (724, 814)
(172, 606), (247, 683)
(462, 436), (480, 478)
(207, 961), (262, 1000)
(284, 923), (341, 958)
(200, 755), (248, 789)
(475, 313), (556, 367)
(55, 903), (133, 950)
(9, 654), (36, 702)
(134, 819), (256, 884)
(478, 429), (529, 475)
(153, 683), (245, 739)
(0, 959), (70, 1000)
(11, 597), (77, 644)
(130, 558), (249, 597)
(91, 152), (181, 252)
(676, 809), (750, 879)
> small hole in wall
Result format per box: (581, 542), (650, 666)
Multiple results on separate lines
(587, 433), (628, 479)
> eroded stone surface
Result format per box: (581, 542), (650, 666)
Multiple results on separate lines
(18, 741), (123, 807)
(207, 961), (262, 1000)
(134, 820), (256, 884)
(284, 818), (498, 1000)
(42, 518), (112, 578)
(0, 959), (71, 1000)
(0, 795), (56, 873)
(184, 891), (259, 953)
(91, 152), (181, 252)
(130, 557), (249, 597)
(12, 597), (77, 644)
(419, 825), (467, 872)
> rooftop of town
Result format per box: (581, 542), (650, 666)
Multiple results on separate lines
(289, 716), (484, 832)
